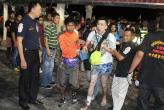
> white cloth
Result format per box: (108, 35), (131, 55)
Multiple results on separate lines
(112, 76), (129, 110)
(87, 31), (116, 64)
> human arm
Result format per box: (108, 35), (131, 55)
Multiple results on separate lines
(82, 31), (94, 51)
(17, 36), (27, 69)
(44, 26), (51, 57)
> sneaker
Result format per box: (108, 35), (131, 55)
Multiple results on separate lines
(50, 81), (56, 86)
(19, 103), (30, 110)
(44, 85), (53, 89)
(29, 100), (43, 105)
(59, 98), (66, 104)
(14, 67), (20, 72)
(72, 93), (78, 103)
(39, 68), (43, 73)
(58, 98), (66, 107)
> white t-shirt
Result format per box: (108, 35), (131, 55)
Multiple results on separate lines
(87, 31), (116, 64)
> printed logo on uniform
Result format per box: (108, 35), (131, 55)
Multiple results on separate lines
(148, 40), (164, 60)
(18, 23), (23, 32)
(123, 47), (131, 55)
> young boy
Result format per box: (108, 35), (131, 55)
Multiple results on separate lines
(58, 16), (80, 104)
(107, 28), (137, 110)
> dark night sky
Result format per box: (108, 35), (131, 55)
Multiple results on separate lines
(67, 4), (162, 21)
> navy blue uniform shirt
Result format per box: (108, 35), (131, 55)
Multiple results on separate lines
(17, 15), (39, 50)
(115, 41), (137, 77)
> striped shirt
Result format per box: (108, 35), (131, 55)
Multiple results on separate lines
(44, 23), (58, 48)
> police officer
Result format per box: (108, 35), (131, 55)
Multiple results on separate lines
(17, 2), (42, 110)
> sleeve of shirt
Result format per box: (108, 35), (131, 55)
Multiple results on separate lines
(87, 31), (95, 44)
(5, 21), (9, 27)
(138, 36), (149, 53)
(108, 33), (116, 50)
(17, 20), (27, 38)
(44, 26), (50, 38)
(120, 44), (133, 58)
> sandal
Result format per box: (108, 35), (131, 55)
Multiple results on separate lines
(80, 106), (89, 110)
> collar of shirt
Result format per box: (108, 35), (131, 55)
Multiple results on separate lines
(95, 30), (105, 38)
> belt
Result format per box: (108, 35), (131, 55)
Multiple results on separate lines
(62, 57), (78, 59)
(24, 48), (38, 51)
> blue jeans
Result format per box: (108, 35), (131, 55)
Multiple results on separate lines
(41, 49), (55, 87)
(12, 47), (19, 68)
(41, 47), (46, 66)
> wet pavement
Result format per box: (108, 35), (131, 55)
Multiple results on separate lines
(0, 50), (138, 110)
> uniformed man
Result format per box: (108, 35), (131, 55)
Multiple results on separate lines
(128, 15), (164, 110)
(17, 2), (42, 110)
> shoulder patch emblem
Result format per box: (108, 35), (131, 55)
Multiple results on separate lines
(18, 23), (23, 33)
(123, 47), (131, 55)
(36, 25), (39, 32)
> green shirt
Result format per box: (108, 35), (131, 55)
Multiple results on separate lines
(44, 23), (58, 48)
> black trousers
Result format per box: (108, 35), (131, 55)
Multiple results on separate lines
(19, 50), (40, 104)
(137, 84), (164, 110)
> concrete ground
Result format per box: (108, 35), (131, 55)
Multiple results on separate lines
(0, 50), (138, 110)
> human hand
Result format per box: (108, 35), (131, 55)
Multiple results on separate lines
(20, 59), (27, 69)
(127, 73), (133, 85)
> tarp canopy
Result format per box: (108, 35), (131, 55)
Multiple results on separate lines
(1, 0), (164, 9)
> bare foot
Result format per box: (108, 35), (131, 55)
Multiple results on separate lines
(100, 96), (107, 106)
(80, 106), (89, 110)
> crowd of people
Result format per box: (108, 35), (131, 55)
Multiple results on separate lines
(4, 1), (164, 110)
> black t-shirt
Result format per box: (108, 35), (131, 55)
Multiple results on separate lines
(17, 15), (39, 50)
(10, 21), (19, 37)
(115, 41), (137, 77)
(138, 31), (164, 88)
(5, 20), (15, 38)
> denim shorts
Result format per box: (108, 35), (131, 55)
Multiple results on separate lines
(91, 63), (113, 76)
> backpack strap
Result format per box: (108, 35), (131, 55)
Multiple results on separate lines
(97, 29), (110, 51)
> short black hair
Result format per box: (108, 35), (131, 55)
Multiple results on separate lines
(47, 12), (52, 16)
(16, 13), (22, 17)
(148, 20), (157, 33)
(52, 12), (60, 18)
(90, 21), (97, 28)
(97, 17), (108, 25)
(28, 1), (40, 13)
(69, 11), (81, 25)
(9, 11), (15, 15)
(124, 28), (134, 35)
(64, 16), (76, 25)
